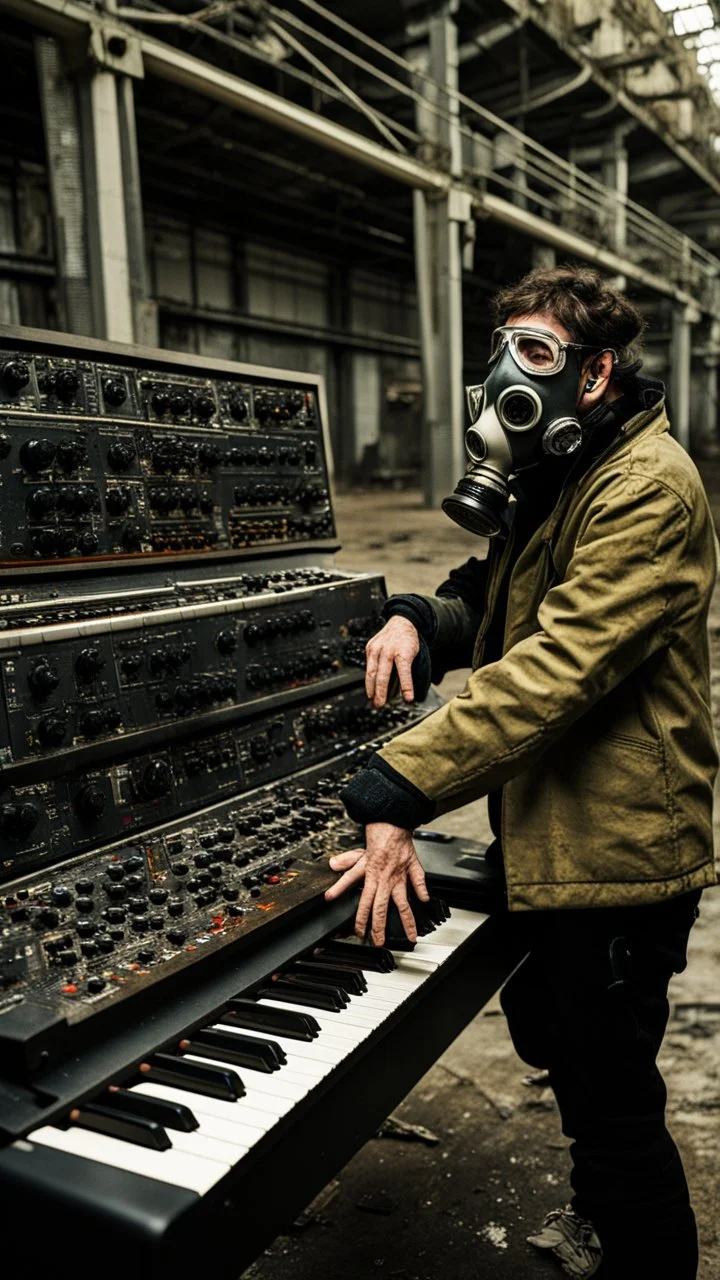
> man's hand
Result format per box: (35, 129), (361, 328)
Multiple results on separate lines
(365, 616), (420, 708)
(324, 822), (430, 945)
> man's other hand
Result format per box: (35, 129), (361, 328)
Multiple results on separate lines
(324, 822), (430, 945)
(365, 616), (420, 708)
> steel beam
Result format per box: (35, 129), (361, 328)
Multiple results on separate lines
(0, 0), (710, 315)
(413, 4), (466, 509)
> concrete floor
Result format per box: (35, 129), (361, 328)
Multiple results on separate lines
(242, 488), (720, 1280)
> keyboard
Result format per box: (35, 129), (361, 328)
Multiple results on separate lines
(0, 890), (522, 1279)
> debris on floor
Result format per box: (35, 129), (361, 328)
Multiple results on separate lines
(356, 1191), (399, 1216)
(376, 1116), (441, 1146)
(527, 1206), (603, 1278)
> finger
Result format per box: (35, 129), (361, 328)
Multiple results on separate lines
(372, 653), (395, 709)
(354, 879), (377, 940)
(328, 848), (365, 871)
(407, 854), (430, 902)
(365, 644), (378, 701)
(391, 881), (417, 943)
(394, 655), (415, 703)
(324, 857), (367, 900)
(370, 886), (391, 946)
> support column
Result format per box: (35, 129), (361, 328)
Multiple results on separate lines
(35, 23), (150, 342)
(670, 303), (693, 452)
(692, 315), (720, 455)
(412, 1), (467, 507)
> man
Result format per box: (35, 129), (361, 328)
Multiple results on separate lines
(325, 265), (718, 1279)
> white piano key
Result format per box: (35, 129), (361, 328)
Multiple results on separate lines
(393, 955), (439, 975)
(28, 1124), (229, 1196)
(131, 1081), (288, 1126)
(168, 1128), (249, 1164)
(395, 942), (456, 963)
(188, 1110), (268, 1148)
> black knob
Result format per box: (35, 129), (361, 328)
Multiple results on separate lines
(1, 358), (30, 393)
(26, 487), (56, 519)
(55, 369), (80, 403)
(37, 715), (67, 747)
(106, 863), (125, 881)
(74, 784), (106, 820)
(215, 628), (237, 656)
(199, 492), (214, 514)
(167, 927), (186, 945)
(106, 487), (131, 516)
(229, 394), (248, 422)
(75, 647), (105, 681)
(30, 529), (57, 558)
(138, 759), (171, 801)
(169, 392), (189, 418)
(151, 389), (170, 417)
(20, 438), (55, 472)
(103, 377), (127, 407)
(54, 527), (78, 555)
(78, 709), (106, 737)
(179, 487), (198, 512)
(1, 802), (39, 839)
(0, 435), (10, 458)
(107, 441), (135, 471)
(56, 440), (86, 472)
(68, 485), (97, 515)
(120, 525), (142, 551)
(194, 394), (215, 421)
(120, 652), (142, 676)
(198, 442), (221, 468)
(28, 658), (60, 698)
(75, 878), (94, 894)
(78, 531), (99, 555)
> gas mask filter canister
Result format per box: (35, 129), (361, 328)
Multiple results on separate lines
(442, 326), (609, 537)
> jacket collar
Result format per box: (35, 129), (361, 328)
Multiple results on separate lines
(539, 383), (669, 546)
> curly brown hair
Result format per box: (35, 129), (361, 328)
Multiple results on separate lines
(492, 264), (644, 370)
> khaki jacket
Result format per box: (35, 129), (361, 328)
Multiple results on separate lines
(379, 400), (719, 910)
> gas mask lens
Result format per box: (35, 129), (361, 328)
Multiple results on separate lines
(490, 327), (569, 375)
(496, 386), (542, 431)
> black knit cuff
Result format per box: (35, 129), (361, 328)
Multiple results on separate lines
(381, 594), (438, 643)
(340, 753), (436, 830)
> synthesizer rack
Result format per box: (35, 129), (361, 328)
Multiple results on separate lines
(0, 328), (519, 1279)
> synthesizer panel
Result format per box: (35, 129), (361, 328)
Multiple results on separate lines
(0, 570), (384, 768)
(0, 328), (428, 1081)
(0, 332), (335, 569)
(0, 702), (424, 1041)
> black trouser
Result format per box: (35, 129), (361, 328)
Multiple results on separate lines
(500, 890), (701, 1279)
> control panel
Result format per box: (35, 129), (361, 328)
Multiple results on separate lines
(0, 572), (384, 767)
(0, 701), (427, 1021)
(0, 688), (411, 882)
(0, 337), (335, 569)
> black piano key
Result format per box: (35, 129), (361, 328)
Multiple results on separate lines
(257, 978), (347, 1013)
(69, 1103), (171, 1152)
(293, 959), (367, 995)
(274, 972), (351, 1008)
(179, 1029), (285, 1073)
(315, 941), (396, 972)
(224, 999), (320, 1042)
(102, 1087), (198, 1132)
(143, 1053), (245, 1100)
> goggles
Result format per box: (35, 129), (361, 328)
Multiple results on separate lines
(489, 325), (611, 377)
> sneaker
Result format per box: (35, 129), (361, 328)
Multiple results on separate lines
(527, 1205), (603, 1278)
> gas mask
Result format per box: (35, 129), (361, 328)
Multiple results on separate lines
(442, 325), (611, 537)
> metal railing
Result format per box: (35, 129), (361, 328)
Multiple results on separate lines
(110, 0), (720, 307)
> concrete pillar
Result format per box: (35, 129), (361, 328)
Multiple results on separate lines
(412, 1), (468, 507)
(602, 126), (629, 258)
(670, 303), (693, 452)
(35, 24), (150, 342)
(692, 316), (720, 455)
